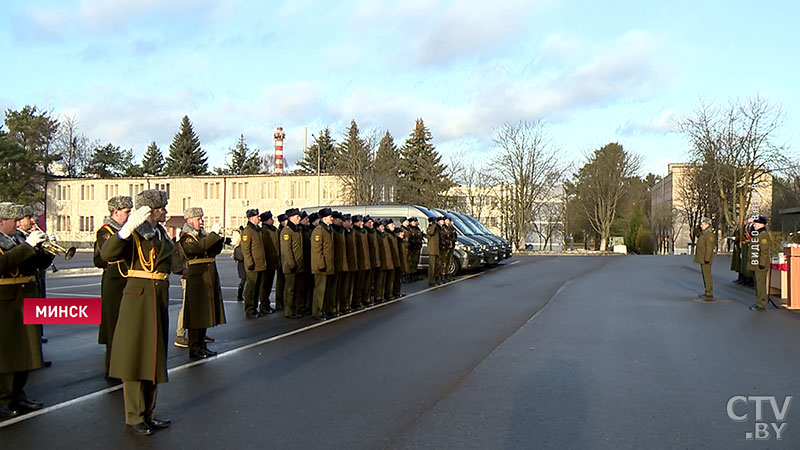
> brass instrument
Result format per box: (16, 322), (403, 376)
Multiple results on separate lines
(41, 237), (77, 260)
(215, 227), (241, 236)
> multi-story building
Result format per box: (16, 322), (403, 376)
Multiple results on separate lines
(46, 174), (346, 246)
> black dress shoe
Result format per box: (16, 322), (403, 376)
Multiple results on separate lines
(258, 308), (275, 316)
(0, 406), (21, 418)
(16, 399), (43, 411)
(246, 311), (259, 319)
(312, 315), (328, 322)
(201, 348), (218, 357)
(288, 314), (303, 319)
(145, 417), (171, 429)
(190, 351), (210, 360)
(749, 304), (766, 311)
(128, 422), (154, 436)
(40, 337), (48, 344)
(43, 361), (52, 367)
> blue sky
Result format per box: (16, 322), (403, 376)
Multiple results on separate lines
(1, 0), (797, 177)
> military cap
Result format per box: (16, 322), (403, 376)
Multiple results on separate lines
(108, 195), (133, 213)
(331, 210), (342, 219)
(352, 214), (363, 223)
(277, 213), (287, 222)
(700, 217), (711, 224)
(342, 213), (351, 221)
(308, 212), (319, 223)
(383, 218), (394, 226)
(184, 207), (204, 219)
(246, 208), (260, 218)
(754, 215), (768, 224)
(364, 215), (373, 222)
(300, 210), (308, 219)
(135, 189), (168, 209)
(259, 211), (273, 222)
(409, 217), (418, 223)
(21, 206), (37, 218)
(0, 202), (21, 220)
(318, 208), (332, 218)
(436, 216), (446, 222)
(375, 219), (385, 228)
(285, 208), (300, 218)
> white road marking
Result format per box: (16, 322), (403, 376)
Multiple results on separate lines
(0, 260), (519, 428)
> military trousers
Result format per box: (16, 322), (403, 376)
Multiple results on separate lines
(244, 270), (266, 315)
(393, 269), (402, 297)
(362, 269), (375, 304)
(262, 269), (276, 311)
(313, 274), (329, 318)
(427, 255), (438, 285)
(384, 269), (395, 300)
(755, 269), (768, 309)
(176, 278), (187, 337)
(375, 270), (388, 301)
(283, 273), (297, 316)
(700, 263), (713, 297)
(370, 268), (381, 301)
(0, 371), (29, 408)
(325, 274), (338, 314)
(187, 328), (207, 354)
(303, 272), (314, 313)
(275, 270), (286, 310)
(408, 249), (420, 275)
(123, 380), (158, 425)
(352, 270), (365, 308)
(339, 272), (353, 310)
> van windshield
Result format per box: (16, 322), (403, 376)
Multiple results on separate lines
(453, 213), (482, 234)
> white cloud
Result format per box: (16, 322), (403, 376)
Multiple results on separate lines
(616, 109), (680, 136)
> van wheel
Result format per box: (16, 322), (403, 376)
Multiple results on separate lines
(448, 258), (461, 276)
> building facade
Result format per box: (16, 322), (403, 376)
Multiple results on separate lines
(46, 174), (346, 246)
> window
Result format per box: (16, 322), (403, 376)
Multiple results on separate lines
(231, 182), (238, 199)
(154, 183), (170, 198)
(90, 184), (95, 200)
(215, 182), (220, 199)
(56, 215), (71, 232)
(294, 181), (310, 199)
(263, 181), (278, 199)
(182, 197), (191, 211)
(204, 183), (209, 199)
(81, 185), (85, 200)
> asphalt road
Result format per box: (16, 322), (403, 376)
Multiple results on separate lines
(1, 255), (799, 449)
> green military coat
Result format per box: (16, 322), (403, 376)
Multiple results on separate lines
(354, 226), (371, 271)
(241, 222), (266, 272)
(396, 234), (409, 274)
(730, 229), (741, 272)
(377, 231), (394, 271)
(95, 221), (128, 345)
(0, 240), (50, 373)
(311, 223), (335, 275)
(406, 226), (424, 252)
(387, 231), (401, 269)
(693, 228), (716, 264)
(426, 224), (440, 256)
(332, 225), (349, 272)
(747, 228), (771, 272)
(302, 225), (313, 273)
(101, 224), (175, 384)
(344, 228), (358, 273)
(261, 224), (281, 272)
(280, 222), (305, 274)
(180, 228), (226, 329)
(367, 228), (381, 269)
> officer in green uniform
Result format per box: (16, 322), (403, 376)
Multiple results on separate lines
(299, 212), (313, 316)
(241, 209), (271, 318)
(331, 211), (348, 315)
(440, 217), (456, 282)
(365, 216), (380, 305)
(352, 215), (370, 310)
(100, 190), (174, 435)
(406, 217), (423, 282)
(740, 218), (755, 287)
(274, 213), (288, 313)
(280, 208), (304, 319)
(385, 219), (400, 300)
(426, 217), (442, 287)
(0, 203), (49, 418)
(179, 207), (226, 360)
(342, 214), (358, 312)
(311, 208), (335, 320)
(260, 211), (280, 312)
(730, 226), (742, 283)
(375, 219), (394, 302)
(95, 195), (133, 378)
(749, 216), (771, 311)
(693, 217), (716, 300)
(393, 226), (408, 298)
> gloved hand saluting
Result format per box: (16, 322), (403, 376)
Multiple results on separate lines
(210, 222), (222, 235)
(118, 206), (151, 239)
(25, 230), (47, 247)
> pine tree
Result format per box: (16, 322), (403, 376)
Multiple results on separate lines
(334, 120), (373, 204)
(0, 131), (39, 204)
(218, 134), (262, 175)
(296, 127), (338, 174)
(374, 130), (400, 204)
(165, 116), (208, 176)
(85, 143), (124, 178)
(141, 141), (165, 176)
(397, 118), (451, 206)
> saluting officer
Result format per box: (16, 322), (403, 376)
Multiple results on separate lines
(385, 219), (400, 300)
(393, 226), (408, 299)
(179, 207), (226, 360)
(280, 208), (305, 319)
(426, 217), (442, 286)
(365, 216), (380, 305)
(440, 217), (456, 283)
(406, 217), (423, 282)
(100, 190), (174, 435)
(749, 216), (771, 311)
(0, 203), (49, 419)
(311, 208), (335, 320)
(342, 214), (358, 313)
(94, 195), (133, 378)
(352, 215), (370, 310)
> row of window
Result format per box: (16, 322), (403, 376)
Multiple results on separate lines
(55, 183), (172, 201)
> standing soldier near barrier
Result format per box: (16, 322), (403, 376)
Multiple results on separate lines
(95, 195), (133, 379)
(343, 214), (357, 313)
(280, 208), (304, 319)
(0, 203), (49, 419)
(426, 216), (442, 286)
(179, 207), (226, 360)
(694, 217), (716, 300)
(365, 216), (380, 305)
(749, 216), (771, 311)
(260, 211), (280, 313)
(242, 209), (269, 318)
(406, 217), (423, 282)
(311, 208), (334, 321)
(100, 190), (174, 435)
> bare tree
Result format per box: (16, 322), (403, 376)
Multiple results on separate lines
(53, 115), (92, 177)
(493, 120), (567, 250)
(451, 159), (496, 222)
(334, 121), (375, 205)
(532, 195), (563, 250)
(650, 202), (681, 254)
(674, 164), (713, 246)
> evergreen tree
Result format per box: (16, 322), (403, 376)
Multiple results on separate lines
(120, 149), (144, 177)
(141, 141), (165, 176)
(4, 105), (60, 203)
(296, 127), (338, 174)
(165, 115), (208, 176)
(397, 118), (451, 206)
(85, 143), (125, 178)
(334, 120), (373, 204)
(0, 130), (40, 205)
(217, 134), (262, 175)
(374, 130), (400, 204)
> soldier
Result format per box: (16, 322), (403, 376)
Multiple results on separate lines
(178, 207), (226, 360)
(17, 206), (54, 359)
(365, 216), (380, 304)
(260, 211), (280, 312)
(342, 214), (358, 313)
(406, 217), (423, 282)
(311, 208), (335, 321)
(375, 219), (394, 302)
(280, 208), (304, 319)
(274, 213), (288, 314)
(232, 226), (246, 302)
(300, 212), (316, 316)
(730, 225), (742, 284)
(0, 203), (49, 419)
(694, 217), (716, 300)
(749, 216), (771, 311)
(100, 190), (174, 435)
(393, 226), (408, 299)
(352, 215), (370, 310)
(385, 219), (400, 300)
(740, 218), (755, 287)
(94, 195), (133, 378)
(426, 217), (442, 287)
(440, 217), (456, 283)
(330, 211), (347, 316)
(241, 209), (272, 318)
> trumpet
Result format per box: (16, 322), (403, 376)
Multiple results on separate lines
(213, 227), (241, 236)
(41, 238), (77, 260)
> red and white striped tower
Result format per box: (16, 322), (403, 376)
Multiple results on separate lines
(273, 126), (286, 174)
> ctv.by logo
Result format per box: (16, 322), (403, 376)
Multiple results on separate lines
(727, 396), (792, 440)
